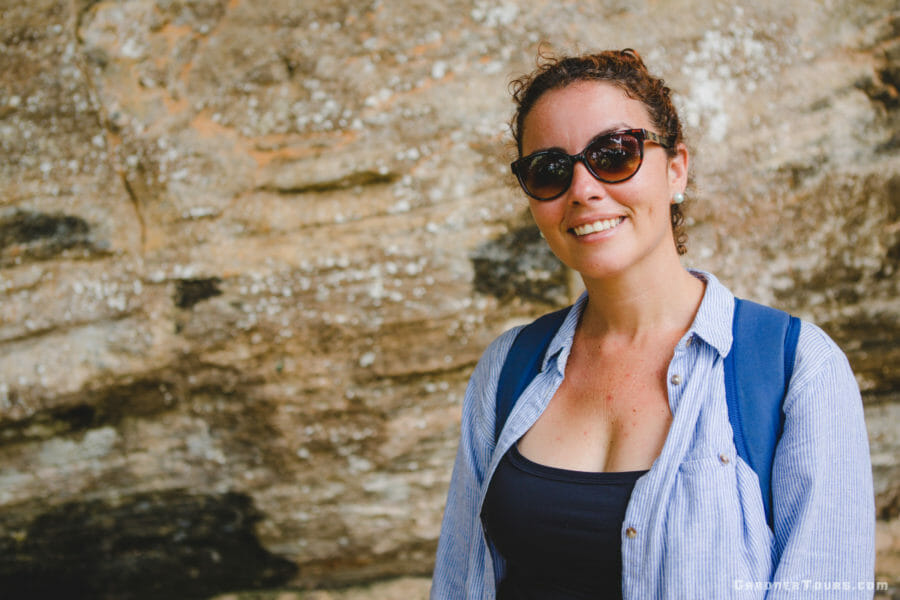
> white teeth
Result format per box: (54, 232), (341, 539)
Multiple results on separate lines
(573, 217), (624, 236)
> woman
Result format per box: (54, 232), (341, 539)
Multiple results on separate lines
(431, 49), (874, 599)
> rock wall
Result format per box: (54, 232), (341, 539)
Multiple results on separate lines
(1, 0), (898, 597)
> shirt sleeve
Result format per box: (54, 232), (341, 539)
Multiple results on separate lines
(430, 328), (519, 600)
(768, 322), (875, 598)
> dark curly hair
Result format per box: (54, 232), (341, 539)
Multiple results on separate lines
(510, 48), (688, 255)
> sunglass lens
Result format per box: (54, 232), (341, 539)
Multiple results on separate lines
(521, 153), (571, 200)
(585, 133), (642, 182)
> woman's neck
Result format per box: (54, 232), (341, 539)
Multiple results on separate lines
(578, 261), (705, 343)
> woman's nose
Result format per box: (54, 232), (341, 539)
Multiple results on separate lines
(567, 160), (607, 204)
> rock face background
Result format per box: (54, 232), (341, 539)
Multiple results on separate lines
(1, 0), (898, 598)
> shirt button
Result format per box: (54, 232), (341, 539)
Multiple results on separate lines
(685, 335), (693, 347)
(719, 453), (730, 464)
(625, 527), (637, 539)
(670, 374), (682, 385)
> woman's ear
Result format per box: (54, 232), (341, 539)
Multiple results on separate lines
(667, 142), (689, 194)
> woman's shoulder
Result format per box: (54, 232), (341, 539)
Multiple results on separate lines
(459, 324), (528, 439)
(784, 318), (859, 408)
(467, 305), (573, 395)
(472, 322), (527, 378)
(476, 303), (578, 373)
(795, 318), (844, 354)
(699, 271), (853, 382)
(793, 319), (852, 377)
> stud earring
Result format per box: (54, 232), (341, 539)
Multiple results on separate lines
(673, 192), (685, 204)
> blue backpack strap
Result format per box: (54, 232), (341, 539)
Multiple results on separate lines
(495, 307), (572, 442)
(724, 298), (802, 528)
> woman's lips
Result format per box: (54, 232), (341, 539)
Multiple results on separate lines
(571, 216), (625, 236)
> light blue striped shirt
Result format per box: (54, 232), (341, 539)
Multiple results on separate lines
(431, 271), (874, 599)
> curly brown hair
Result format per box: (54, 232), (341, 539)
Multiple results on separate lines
(509, 48), (688, 255)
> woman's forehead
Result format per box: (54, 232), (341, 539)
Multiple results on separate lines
(520, 81), (652, 153)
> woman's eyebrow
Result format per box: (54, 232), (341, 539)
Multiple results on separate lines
(591, 123), (633, 138)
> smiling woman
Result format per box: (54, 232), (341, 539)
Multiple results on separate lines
(517, 81), (688, 286)
(510, 50), (689, 257)
(430, 49), (875, 599)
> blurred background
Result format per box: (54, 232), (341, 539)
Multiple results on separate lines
(1, 0), (898, 598)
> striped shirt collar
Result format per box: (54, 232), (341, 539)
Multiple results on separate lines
(542, 270), (735, 376)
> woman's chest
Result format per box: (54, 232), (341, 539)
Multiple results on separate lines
(517, 346), (675, 472)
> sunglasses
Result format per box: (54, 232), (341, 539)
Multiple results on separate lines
(510, 128), (673, 201)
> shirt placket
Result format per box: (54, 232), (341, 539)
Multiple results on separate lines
(620, 333), (695, 599)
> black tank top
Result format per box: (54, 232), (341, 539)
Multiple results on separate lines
(481, 444), (647, 600)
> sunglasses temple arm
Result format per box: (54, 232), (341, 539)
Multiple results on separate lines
(643, 129), (672, 148)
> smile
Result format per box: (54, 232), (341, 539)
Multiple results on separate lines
(572, 217), (625, 236)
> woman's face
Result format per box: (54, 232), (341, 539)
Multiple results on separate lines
(520, 80), (688, 283)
